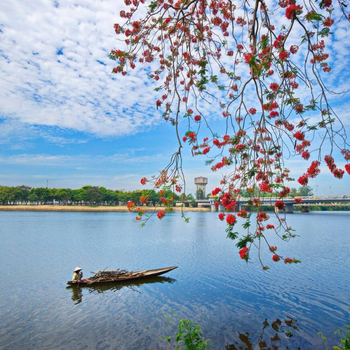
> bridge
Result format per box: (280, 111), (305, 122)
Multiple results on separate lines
(179, 196), (350, 213)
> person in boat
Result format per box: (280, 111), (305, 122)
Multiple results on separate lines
(72, 267), (86, 283)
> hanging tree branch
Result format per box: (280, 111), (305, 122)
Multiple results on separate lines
(110, 0), (350, 269)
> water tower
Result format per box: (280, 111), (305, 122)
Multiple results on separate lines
(194, 177), (208, 199)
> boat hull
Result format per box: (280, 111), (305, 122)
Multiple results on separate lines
(66, 266), (177, 285)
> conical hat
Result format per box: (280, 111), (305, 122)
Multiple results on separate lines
(74, 267), (82, 272)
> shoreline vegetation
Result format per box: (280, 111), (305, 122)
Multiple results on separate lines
(0, 205), (211, 212)
(0, 205), (349, 212)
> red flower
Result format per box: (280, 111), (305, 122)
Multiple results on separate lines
(323, 17), (334, 27)
(218, 213), (225, 221)
(239, 247), (249, 260)
(285, 4), (303, 19)
(226, 214), (236, 225)
(269, 111), (279, 118)
(244, 52), (254, 65)
(203, 147), (210, 155)
(295, 104), (304, 113)
(227, 50), (234, 56)
(194, 115), (201, 122)
(237, 209), (248, 218)
(212, 187), (221, 196)
(257, 211), (269, 222)
(140, 177), (147, 185)
(270, 83), (279, 91)
(306, 161), (321, 178)
(139, 195), (148, 204)
(294, 197), (302, 204)
(290, 45), (299, 54)
(302, 150), (310, 160)
(249, 108), (257, 115)
(272, 254), (281, 262)
(294, 131), (305, 141)
(333, 168), (344, 179)
(345, 164), (350, 175)
(157, 210), (165, 220)
(127, 201), (136, 212)
(298, 175), (309, 186)
(279, 51), (290, 60)
(279, 187), (290, 198)
(259, 182), (272, 193)
(266, 224), (275, 229)
(275, 201), (285, 210)
(269, 246), (277, 252)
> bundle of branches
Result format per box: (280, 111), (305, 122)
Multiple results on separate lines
(90, 269), (128, 281)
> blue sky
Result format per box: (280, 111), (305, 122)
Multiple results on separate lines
(0, 0), (350, 196)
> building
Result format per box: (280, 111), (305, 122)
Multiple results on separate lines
(194, 177), (208, 199)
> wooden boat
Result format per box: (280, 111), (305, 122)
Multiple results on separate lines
(66, 266), (178, 285)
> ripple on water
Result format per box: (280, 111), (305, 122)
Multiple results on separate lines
(0, 211), (349, 350)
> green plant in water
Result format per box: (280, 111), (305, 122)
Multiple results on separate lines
(319, 312), (350, 350)
(163, 317), (212, 350)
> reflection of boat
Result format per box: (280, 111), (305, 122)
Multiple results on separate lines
(66, 266), (178, 285)
(66, 276), (176, 304)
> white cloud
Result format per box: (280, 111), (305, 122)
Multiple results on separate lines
(0, 0), (163, 137)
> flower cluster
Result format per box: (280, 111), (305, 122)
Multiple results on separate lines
(325, 155), (345, 179)
(157, 210), (165, 220)
(275, 201), (285, 210)
(285, 4), (303, 19)
(239, 247), (249, 260)
(226, 214), (237, 226)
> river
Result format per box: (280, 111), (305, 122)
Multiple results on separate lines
(0, 211), (349, 350)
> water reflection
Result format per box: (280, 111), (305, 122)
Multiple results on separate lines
(67, 276), (176, 305)
(225, 316), (300, 350)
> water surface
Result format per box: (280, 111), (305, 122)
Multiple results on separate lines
(0, 211), (349, 350)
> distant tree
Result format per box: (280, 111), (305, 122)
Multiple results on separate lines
(85, 187), (103, 206)
(290, 188), (298, 197)
(28, 193), (39, 204)
(72, 188), (87, 204)
(186, 193), (194, 201)
(196, 188), (204, 200)
(32, 187), (50, 204)
(297, 186), (313, 197)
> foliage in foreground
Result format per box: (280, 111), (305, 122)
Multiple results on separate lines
(162, 317), (212, 350)
(319, 317), (350, 350)
(164, 315), (350, 350)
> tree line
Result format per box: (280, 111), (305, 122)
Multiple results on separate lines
(0, 185), (182, 206)
(0, 184), (314, 206)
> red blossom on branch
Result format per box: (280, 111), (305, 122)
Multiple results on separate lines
(239, 247), (249, 260)
(272, 254), (281, 262)
(226, 214), (237, 225)
(275, 201), (285, 210)
(218, 213), (226, 221)
(285, 4), (303, 19)
(157, 210), (165, 220)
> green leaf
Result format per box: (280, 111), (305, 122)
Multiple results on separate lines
(226, 230), (239, 240)
(319, 27), (331, 37)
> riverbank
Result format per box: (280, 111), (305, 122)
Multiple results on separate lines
(0, 205), (211, 212)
